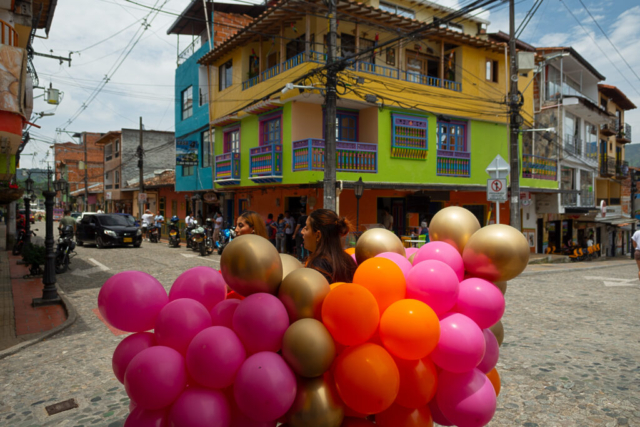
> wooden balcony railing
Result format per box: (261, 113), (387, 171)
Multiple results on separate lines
(214, 152), (241, 186)
(292, 139), (377, 173)
(522, 154), (557, 181)
(1, 20), (18, 47)
(249, 143), (282, 183)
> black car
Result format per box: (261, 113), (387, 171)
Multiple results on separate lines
(76, 214), (142, 248)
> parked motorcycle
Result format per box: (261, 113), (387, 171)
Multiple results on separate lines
(216, 225), (236, 255)
(55, 225), (76, 274)
(149, 225), (161, 243)
(12, 228), (36, 255)
(168, 216), (181, 248)
(185, 224), (194, 249)
(191, 220), (208, 256)
(204, 218), (215, 256)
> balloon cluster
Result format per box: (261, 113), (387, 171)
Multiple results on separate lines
(98, 206), (529, 427)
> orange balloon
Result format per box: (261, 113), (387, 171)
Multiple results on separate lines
(353, 258), (406, 314)
(334, 343), (399, 415)
(345, 247), (356, 255)
(344, 406), (368, 419)
(379, 299), (440, 360)
(395, 357), (438, 409)
(330, 282), (346, 291)
(487, 367), (501, 396)
(322, 284), (380, 346)
(376, 403), (433, 427)
(341, 418), (375, 426)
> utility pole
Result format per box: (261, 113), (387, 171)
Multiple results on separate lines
(323, 0), (338, 211)
(138, 117), (144, 218)
(508, 0), (522, 231)
(83, 133), (88, 212)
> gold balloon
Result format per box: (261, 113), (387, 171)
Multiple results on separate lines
(462, 224), (530, 282)
(282, 318), (336, 378)
(355, 228), (406, 265)
(494, 281), (507, 296)
(408, 252), (416, 265)
(278, 268), (330, 322)
(286, 375), (344, 427)
(280, 253), (304, 280)
(220, 234), (283, 296)
(429, 206), (481, 253)
(489, 320), (504, 347)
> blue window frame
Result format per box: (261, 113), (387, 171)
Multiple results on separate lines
(437, 121), (467, 152)
(260, 114), (282, 146)
(336, 111), (358, 141)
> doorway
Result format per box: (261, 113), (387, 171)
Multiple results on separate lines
(377, 197), (405, 235)
(285, 197), (304, 219)
(537, 218), (544, 253)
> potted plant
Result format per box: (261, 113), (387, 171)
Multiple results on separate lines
(22, 243), (46, 277)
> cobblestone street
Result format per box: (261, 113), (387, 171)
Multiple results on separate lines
(0, 240), (639, 426)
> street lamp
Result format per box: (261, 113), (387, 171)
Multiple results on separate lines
(33, 171), (62, 307)
(22, 176), (34, 248)
(354, 177), (365, 232)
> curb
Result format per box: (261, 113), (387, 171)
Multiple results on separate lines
(0, 283), (78, 360)
(521, 261), (636, 277)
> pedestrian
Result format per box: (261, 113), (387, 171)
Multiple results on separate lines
(302, 208), (356, 284)
(235, 210), (268, 238)
(58, 209), (76, 233)
(154, 211), (165, 238)
(213, 212), (223, 244)
(284, 210), (295, 253)
(141, 209), (154, 241)
(272, 214), (287, 253)
(383, 208), (394, 232)
(632, 228), (640, 281)
(265, 213), (276, 246)
(293, 207), (308, 261)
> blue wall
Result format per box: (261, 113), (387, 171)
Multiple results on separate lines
(175, 42), (213, 192)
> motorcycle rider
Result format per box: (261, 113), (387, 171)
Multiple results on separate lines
(58, 209), (76, 234)
(141, 209), (154, 241)
(154, 212), (165, 241)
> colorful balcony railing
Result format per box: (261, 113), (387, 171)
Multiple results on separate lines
(214, 152), (241, 186)
(436, 150), (470, 177)
(292, 139), (377, 173)
(522, 154), (558, 181)
(249, 143), (283, 183)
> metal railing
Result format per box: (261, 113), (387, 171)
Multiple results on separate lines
(292, 139), (377, 173)
(580, 191), (594, 207)
(564, 134), (582, 157)
(178, 37), (202, 65)
(616, 160), (629, 178)
(561, 192), (577, 207)
(522, 154), (557, 180)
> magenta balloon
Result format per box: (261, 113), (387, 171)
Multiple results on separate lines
(437, 369), (497, 427)
(154, 299), (212, 354)
(232, 293), (290, 354)
(186, 326), (246, 389)
(427, 397), (454, 426)
(124, 346), (187, 410)
(413, 242), (464, 281)
(375, 252), (412, 279)
(169, 267), (227, 311)
(431, 313), (486, 373)
(210, 299), (241, 329)
(128, 400), (137, 413)
(167, 387), (231, 427)
(455, 278), (505, 329)
(98, 271), (168, 332)
(477, 329), (499, 374)
(230, 397), (277, 427)
(351, 253), (357, 265)
(124, 406), (168, 427)
(113, 332), (156, 384)
(405, 247), (419, 258)
(234, 352), (297, 422)
(405, 260), (459, 316)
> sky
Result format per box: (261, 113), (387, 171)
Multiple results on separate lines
(23, 0), (640, 169)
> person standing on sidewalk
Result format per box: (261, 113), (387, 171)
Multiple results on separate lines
(632, 229), (640, 280)
(212, 212), (222, 244)
(293, 207), (308, 261)
(284, 211), (295, 254)
(141, 210), (154, 241)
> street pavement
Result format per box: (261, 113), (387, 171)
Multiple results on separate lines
(0, 239), (639, 426)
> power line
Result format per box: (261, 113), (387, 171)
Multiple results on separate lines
(73, 17), (145, 53)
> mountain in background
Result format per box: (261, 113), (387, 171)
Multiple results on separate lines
(625, 144), (640, 168)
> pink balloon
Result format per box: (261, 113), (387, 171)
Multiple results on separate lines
(375, 252), (412, 279)
(169, 267), (227, 311)
(154, 299), (212, 354)
(124, 346), (187, 410)
(98, 271), (168, 332)
(124, 406), (167, 427)
(351, 253), (358, 265)
(477, 329), (499, 374)
(113, 332), (156, 384)
(413, 242), (464, 281)
(405, 247), (419, 258)
(437, 369), (497, 427)
(229, 395), (277, 427)
(128, 400), (137, 413)
(427, 397), (454, 426)
(406, 260), (459, 316)
(431, 313), (486, 373)
(210, 299), (241, 329)
(186, 326), (246, 389)
(232, 293), (289, 354)
(167, 387), (230, 427)
(234, 352), (297, 422)
(455, 278), (505, 329)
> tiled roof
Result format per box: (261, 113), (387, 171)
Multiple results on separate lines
(124, 170), (175, 189)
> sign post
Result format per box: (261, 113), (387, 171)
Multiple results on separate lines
(486, 155), (510, 225)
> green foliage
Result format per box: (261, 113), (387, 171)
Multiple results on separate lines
(22, 243), (46, 266)
(625, 144), (640, 168)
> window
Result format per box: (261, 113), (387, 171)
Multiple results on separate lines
(224, 127), (240, 153)
(485, 59), (498, 83)
(198, 66), (209, 106)
(182, 165), (194, 176)
(434, 17), (463, 32)
(260, 114), (282, 145)
(286, 35), (306, 60)
(219, 60), (233, 91)
(336, 111), (358, 142)
(114, 139), (120, 157)
(391, 114), (428, 160)
(159, 197), (166, 218)
(182, 86), (193, 120)
(115, 170), (120, 189)
(202, 129), (212, 168)
(105, 144), (113, 161)
(437, 121), (467, 152)
(379, 1), (415, 19)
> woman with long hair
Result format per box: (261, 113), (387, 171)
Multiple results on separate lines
(235, 210), (268, 239)
(302, 209), (356, 284)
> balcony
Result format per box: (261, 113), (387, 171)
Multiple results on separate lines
(563, 134), (582, 157)
(178, 37), (202, 65)
(617, 122), (632, 143)
(600, 120), (616, 137)
(249, 143), (282, 183)
(436, 150), (470, 177)
(616, 160), (629, 178)
(241, 51), (461, 93)
(546, 81), (597, 105)
(580, 190), (595, 207)
(600, 155), (615, 177)
(522, 154), (557, 181)
(292, 139), (377, 173)
(1, 20), (18, 47)
(561, 192), (577, 207)
(214, 152), (241, 186)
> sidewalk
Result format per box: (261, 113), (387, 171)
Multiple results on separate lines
(0, 251), (71, 354)
(523, 255), (635, 275)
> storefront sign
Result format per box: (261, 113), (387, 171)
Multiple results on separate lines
(176, 140), (198, 166)
(106, 192), (112, 200)
(203, 192), (218, 203)
(138, 193), (147, 203)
